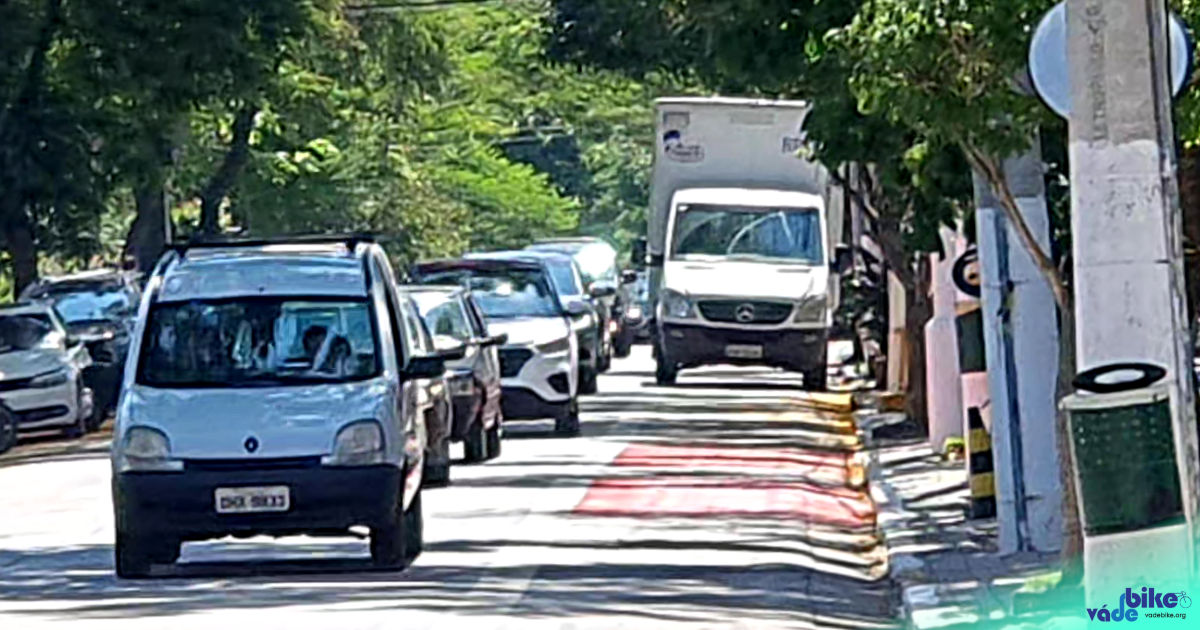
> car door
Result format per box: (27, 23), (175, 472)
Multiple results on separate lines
(463, 295), (502, 410)
(398, 295), (449, 445)
(371, 253), (425, 476)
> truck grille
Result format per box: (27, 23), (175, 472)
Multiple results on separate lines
(698, 300), (793, 325)
(499, 348), (534, 377)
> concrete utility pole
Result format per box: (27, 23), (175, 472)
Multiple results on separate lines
(1067, 0), (1200, 597)
(972, 141), (1063, 554)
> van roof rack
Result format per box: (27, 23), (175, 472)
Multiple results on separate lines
(168, 233), (380, 258)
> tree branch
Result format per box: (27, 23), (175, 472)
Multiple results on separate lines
(199, 104), (259, 235)
(961, 142), (1071, 309)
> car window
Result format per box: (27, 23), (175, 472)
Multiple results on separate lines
(419, 268), (561, 319)
(137, 297), (381, 388)
(0, 313), (57, 354)
(399, 298), (432, 356)
(546, 260), (582, 296)
(36, 285), (136, 325)
(413, 294), (473, 342)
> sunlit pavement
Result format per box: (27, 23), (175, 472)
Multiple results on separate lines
(0, 346), (896, 629)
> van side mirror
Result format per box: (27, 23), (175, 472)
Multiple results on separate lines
(832, 244), (854, 274)
(404, 355), (446, 380)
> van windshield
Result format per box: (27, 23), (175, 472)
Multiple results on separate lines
(671, 204), (824, 264)
(137, 297), (380, 388)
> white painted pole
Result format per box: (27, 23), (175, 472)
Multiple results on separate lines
(887, 272), (907, 394)
(924, 228), (965, 453)
(972, 141), (1064, 554)
(1067, 0), (1200, 601)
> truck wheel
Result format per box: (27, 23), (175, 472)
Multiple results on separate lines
(464, 415), (488, 464)
(485, 420), (502, 460)
(554, 399), (581, 437)
(0, 405), (17, 455)
(655, 358), (678, 386)
(803, 365), (828, 392)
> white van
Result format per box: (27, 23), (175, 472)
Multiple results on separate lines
(111, 236), (443, 577)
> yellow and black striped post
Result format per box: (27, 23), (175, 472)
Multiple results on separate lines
(967, 407), (997, 519)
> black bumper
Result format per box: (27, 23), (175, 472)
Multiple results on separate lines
(659, 323), (827, 371)
(501, 386), (569, 421)
(114, 465), (402, 540)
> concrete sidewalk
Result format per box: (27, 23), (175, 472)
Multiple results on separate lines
(861, 424), (1086, 629)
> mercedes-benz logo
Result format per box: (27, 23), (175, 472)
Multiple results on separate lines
(734, 303), (756, 323)
(244, 436), (260, 453)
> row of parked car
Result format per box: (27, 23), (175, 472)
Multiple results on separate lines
(1, 234), (641, 577)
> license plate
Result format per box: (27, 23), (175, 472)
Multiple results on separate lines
(215, 486), (290, 514)
(725, 344), (764, 359)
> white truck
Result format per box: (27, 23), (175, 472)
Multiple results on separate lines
(646, 97), (847, 389)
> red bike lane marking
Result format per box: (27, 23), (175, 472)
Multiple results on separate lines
(574, 444), (875, 529)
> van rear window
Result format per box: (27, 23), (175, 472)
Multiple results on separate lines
(137, 297), (380, 388)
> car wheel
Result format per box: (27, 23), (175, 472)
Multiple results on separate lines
(370, 482), (413, 569)
(403, 487), (423, 561)
(63, 381), (88, 439)
(554, 399), (581, 437)
(115, 530), (176, 578)
(85, 397), (107, 432)
(614, 329), (633, 358)
(655, 357), (678, 386)
(579, 367), (599, 395)
(463, 414), (488, 464)
(485, 419), (502, 460)
(0, 405), (17, 455)
(422, 439), (451, 487)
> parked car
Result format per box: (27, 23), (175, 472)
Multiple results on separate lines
(21, 269), (141, 423)
(392, 289), (458, 487)
(468, 250), (604, 394)
(408, 286), (506, 462)
(111, 236), (443, 577)
(413, 258), (585, 436)
(525, 238), (631, 359)
(622, 269), (653, 343)
(0, 302), (96, 438)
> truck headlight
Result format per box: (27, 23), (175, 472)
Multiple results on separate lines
(118, 427), (182, 472)
(29, 368), (69, 388)
(324, 420), (385, 466)
(661, 289), (695, 319)
(794, 296), (828, 323)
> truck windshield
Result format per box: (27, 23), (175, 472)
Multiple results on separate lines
(671, 204), (824, 264)
(137, 298), (380, 388)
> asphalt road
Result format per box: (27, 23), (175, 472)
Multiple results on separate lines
(0, 346), (895, 629)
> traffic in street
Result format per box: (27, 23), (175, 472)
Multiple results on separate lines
(0, 347), (890, 630)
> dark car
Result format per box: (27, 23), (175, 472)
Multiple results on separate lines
(408, 286), (506, 463)
(393, 290), (460, 487)
(20, 269), (141, 425)
(468, 250), (605, 395)
(525, 238), (631, 360)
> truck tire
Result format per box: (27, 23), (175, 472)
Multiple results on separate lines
(803, 363), (828, 392)
(655, 357), (678, 386)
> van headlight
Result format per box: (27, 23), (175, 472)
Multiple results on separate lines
(118, 427), (182, 472)
(29, 368), (69, 388)
(324, 420), (385, 467)
(661, 289), (695, 319)
(794, 296), (828, 323)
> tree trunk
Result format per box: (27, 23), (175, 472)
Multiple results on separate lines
(904, 257), (932, 429)
(3, 208), (39, 296)
(1056, 299), (1084, 585)
(200, 105), (258, 236)
(125, 180), (170, 274)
